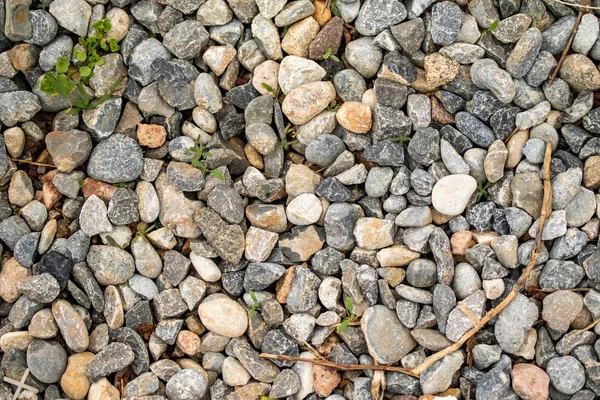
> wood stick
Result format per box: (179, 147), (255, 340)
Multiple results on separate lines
(546, 0), (600, 10)
(565, 317), (600, 339)
(9, 158), (56, 168)
(411, 142), (554, 376)
(259, 354), (420, 378)
(549, 10), (583, 83)
(262, 143), (554, 379)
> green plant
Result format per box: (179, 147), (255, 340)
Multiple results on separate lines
(476, 181), (493, 202)
(322, 47), (340, 62)
(261, 82), (284, 103)
(135, 222), (155, 241)
(260, 396), (275, 400)
(189, 143), (225, 181)
(330, 0), (341, 17)
(248, 290), (261, 318)
(337, 296), (358, 333)
(326, 99), (338, 111)
(483, 20), (498, 35)
(390, 134), (412, 146)
(281, 123), (298, 150)
(76, 177), (84, 189)
(40, 18), (120, 113)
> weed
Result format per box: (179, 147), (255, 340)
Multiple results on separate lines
(261, 82), (284, 103)
(482, 20), (498, 35)
(476, 181), (493, 202)
(326, 99), (338, 111)
(76, 177), (85, 189)
(322, 47), (340, 62)
(281, 123), (298, 149)
(135, 222), (155, 241)
(248, 290), (261, 318)
(337, 296), (358, 333)
(40, 18), (120, 113)
(390, 134), (412, 146)
(330, 0), (341, 17)
(189, 143), (225, 181)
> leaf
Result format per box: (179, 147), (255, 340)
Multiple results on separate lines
(79, 66), (92, 77)
(487, 20), (498, 32)
(344, 296), (353, 314)
(100, 38), (109, 51)
(209, 169), (225, 181)
(92, 19), (104, 30)
(109, 38), (120, 52)
(330, 54), (340, 63)
(74, 49), (87, 62)
(249, 290), (258, 304)
(66, 107), (80, 115)
(78, 37), (87, 46)
(56, 57), (70, 74)
(330, 0), (341, 17)
(94, 31), (103, 40)
(261, 82), (274, 93)
(103, 18), (112, 31)
(337, 318), (350, 333)
(248, 308), (256, 318)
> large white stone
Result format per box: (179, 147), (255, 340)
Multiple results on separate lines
(431, 174), (478, 216)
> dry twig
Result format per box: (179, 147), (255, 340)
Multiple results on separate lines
(410, 141), (554, 376)
(549, 10), (583, 83)
(10, 158), (56, 168)
(259, 354), (420, 378)
(546, 0), (600, 9)
(262, 143), (555, 379)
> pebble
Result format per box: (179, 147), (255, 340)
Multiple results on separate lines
(198, 294), (248, 337)
(431, 174), (477, 216)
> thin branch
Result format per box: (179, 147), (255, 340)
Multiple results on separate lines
(261, 143), (555, 379)
(259, 354), (420, 378)
(565, 317), (600, 339)
(549, 10), (583, 83)
(10, 158), (56, 168)
(546, 0), (600, 9)
(411, 142), (554, 376)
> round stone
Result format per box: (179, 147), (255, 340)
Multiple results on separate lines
(432, 174), (478, 216)
(197, 294), (248, 337)
(286, 193), (323, 225)
(165, 369), (207, 400)
(27, 339), (68, 383)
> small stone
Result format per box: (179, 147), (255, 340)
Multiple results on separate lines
(49, 0), (91, 36)
(282, 81), (336, 125)
(361, 305), (416, 364)
(336, 101), (372, 133)
(431, 174), (477, 216)
(546, 356), (585, 395)
(52, 299), (89, 353)
(511, 363), (550, 400)
(198, 294), (248, 337)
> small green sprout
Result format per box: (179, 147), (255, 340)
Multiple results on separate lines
(337, 296), (358, 333)
(330, 0), (341, 17)
(322, 47), (340, 62)
(261, 82), (283, 103)
(483, 20), (498, 34)
(76, 177), (85, 189)
(135, 222), (155, 241)
(326, 99), (338, 111)
(390, 134), (412, 146)
(248, 290), (261, 318)
(476, 181), (494, 202)
(189, 143), (225, 181)
(281, 123), (298, 149)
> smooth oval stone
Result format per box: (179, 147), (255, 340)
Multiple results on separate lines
(432, 174), (478, 216)
(198, 294), (248, 337)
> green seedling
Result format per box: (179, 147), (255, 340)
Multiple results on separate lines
(135, 222), (155, 242)
(330, 0), (341, 17)
(189, 143), (225, 181)
(337, 296), (358, 333)
(322, 47), (340, 62)
(261, 82), (283, 103)
(483, 20), (498, 35)
(476, 181), (494, 202)
(390, 134), (412, 146)
(326, 99), (338, 111)
(281, 123), (298, 149)
(248, 290), (261, 318)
